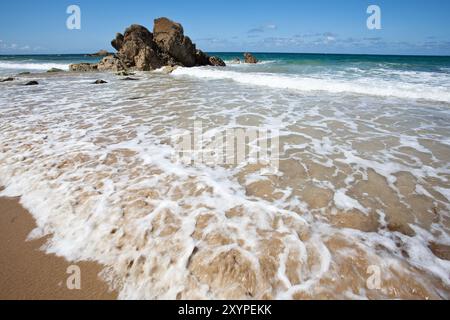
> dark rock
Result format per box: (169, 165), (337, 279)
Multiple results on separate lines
(209, 56), (226, 67)
(195, 50), (210, 66)
(244, 52), (258, 64)
(121, 77), (139, 81)
(69, 63), (98, 72)
(18, 72), (31, 75)
(111, 33), (125, 51)
(24, 81), (39, 86)
(1, 77), (14, 82)
(153, 17), (199, 67)
(93, 80), (108, 84)
(47, 68), (64, 73)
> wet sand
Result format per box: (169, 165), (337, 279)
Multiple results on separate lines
(0, 195), (117, 300)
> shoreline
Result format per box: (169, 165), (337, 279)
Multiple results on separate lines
(0, 193), (117, 300)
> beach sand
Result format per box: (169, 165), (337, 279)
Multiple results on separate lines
(0, 194), (117, 300)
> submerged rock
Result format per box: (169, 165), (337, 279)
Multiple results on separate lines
(24, 81), (39, 86)
(47, 68), (64, 73)
(18, 72), (31, 75)
(244, 52), (258, 64)
(1, 77), (14, 82)
(69, 63), (98, 72)
(93, 80), (108, 84)
(231, 58), (241, 64)
(120, 77), (139, 81)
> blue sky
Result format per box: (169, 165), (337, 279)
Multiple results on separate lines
(0, 0), (449, 55)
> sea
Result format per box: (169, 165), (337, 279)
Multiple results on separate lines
(0, 52), (449, 299)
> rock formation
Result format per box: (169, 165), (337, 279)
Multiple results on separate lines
(24, 81), (39, 86)
(69, 63), (98, 72)
(87, 50), (110, 57)
(244, 53), (258, 64)
(70, 17), (226, 72)
(1, 77), (14, 82)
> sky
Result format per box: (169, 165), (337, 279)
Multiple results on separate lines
(0, 0), (449, 55)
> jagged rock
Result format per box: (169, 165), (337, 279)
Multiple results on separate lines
(114, 25), (164, 71)
(195, 50), (210, 66)
(244, 53), (258, 64)
(69, 63), (98, 72)
(1, 77), (14, 82)
(111, 33), (125, 51)
(153, 17), (199, 67)
(209, 56), (226, 67)
(97, 55), (127, 72)
(24, 81), (39, 86)
(93, 80), (108, 84)
(47, 68), (64, 73)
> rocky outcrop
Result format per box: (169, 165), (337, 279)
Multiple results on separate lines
(153, 17), (199, 67)
(97, 55), (127, 72)
(1, 77), (14, 82)
(113, 24), (164, 70)
(24, 81), (39, 86)
(209, 56), (226, 67)
(69, 63), (98, 72)
(244, 53), (258, 64)
(87, 50), (110, 57)
(70, 17), (226, 73)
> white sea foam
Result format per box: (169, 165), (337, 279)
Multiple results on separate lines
(172, 67), (450, 102)
(1, 70), (449, 299)
(0, 61), (70, 71)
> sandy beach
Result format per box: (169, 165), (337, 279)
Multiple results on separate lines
(0, 193), (117, 300)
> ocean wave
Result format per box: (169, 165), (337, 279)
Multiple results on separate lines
(0, 61), (70, 71)
(172, 67), (450, 102)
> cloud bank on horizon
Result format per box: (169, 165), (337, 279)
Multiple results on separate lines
(0, 0), (449, 55)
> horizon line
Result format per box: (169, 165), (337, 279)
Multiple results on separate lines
(1, 51), (450, 58)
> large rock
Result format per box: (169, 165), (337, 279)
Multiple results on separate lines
(69, 63), (98, 72)
(70, 17), (226, 73)
(97, 55), (127, 72)
(153, 17), (199, 67)
(244, 53), (258, 64)
(115, 24), (164, 71)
